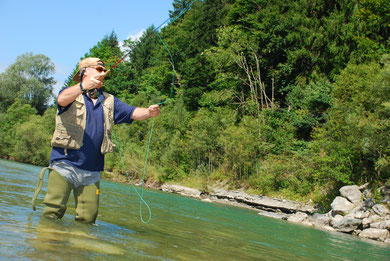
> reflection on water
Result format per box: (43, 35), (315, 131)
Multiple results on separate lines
(1, 159), (390, 261)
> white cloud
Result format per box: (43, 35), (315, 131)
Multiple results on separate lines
(127, 29), (147, 41)
(119, 28), (146, 55)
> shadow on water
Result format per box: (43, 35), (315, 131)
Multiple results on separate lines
(1, 159), (390, 261)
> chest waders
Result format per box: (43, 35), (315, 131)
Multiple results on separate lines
(32, 167), (100, 224)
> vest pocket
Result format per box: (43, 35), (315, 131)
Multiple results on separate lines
(51, 123), (84, 149)
(101, 133), (116, 154)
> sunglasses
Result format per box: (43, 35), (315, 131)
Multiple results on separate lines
(87, 66), (106, 73)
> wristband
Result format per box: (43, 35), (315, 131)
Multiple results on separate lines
(79, 82), (86, 93)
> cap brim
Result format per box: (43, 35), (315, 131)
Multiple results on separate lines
(72, 70), (81, 82)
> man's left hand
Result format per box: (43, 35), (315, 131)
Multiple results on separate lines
(148, 105), (160, 118)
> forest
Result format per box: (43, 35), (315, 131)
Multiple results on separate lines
(1, 0), (389, 208)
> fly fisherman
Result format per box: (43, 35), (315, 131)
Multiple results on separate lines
(32, 57), (160, 223)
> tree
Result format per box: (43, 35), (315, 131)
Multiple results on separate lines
(310, 57), (390, 190)
(63, 31), (124, 96)
(0, 53), (55, 114)
(0, 99), (37, 158)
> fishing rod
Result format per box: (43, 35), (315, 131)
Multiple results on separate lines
(97, 0), (197, 82)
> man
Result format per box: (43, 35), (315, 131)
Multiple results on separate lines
(38, 57), (159, 224)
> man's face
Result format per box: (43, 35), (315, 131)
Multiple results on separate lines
(85, 65), (106, 78)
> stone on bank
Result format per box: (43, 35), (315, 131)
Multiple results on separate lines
(158, 183), (390, 244)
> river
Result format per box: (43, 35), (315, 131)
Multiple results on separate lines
(1, 159), (389, 260)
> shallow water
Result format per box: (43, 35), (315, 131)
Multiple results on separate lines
(1, 159), (389, 260)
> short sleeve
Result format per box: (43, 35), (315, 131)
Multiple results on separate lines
(113, 97), (136, 124)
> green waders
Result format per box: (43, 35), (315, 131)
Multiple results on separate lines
(37, 168), (100, 224)
(74, 182), (100, 223)
(42, 169), (72, 219)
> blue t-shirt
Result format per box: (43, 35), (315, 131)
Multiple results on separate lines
(50, 89), (136, 171)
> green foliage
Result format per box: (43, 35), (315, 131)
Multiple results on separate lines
(12, 114), (52, 166)
(309, 58), (390, 193)
(286, 80), (332, 140)
(0, 53), (55, 114)
(0, 100), (55, 166)
(248, 153), (314, 198)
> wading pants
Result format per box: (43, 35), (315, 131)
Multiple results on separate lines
(42, 169), (100, 224)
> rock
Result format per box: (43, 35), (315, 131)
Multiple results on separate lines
(330, 214), (343, 227)
(210, 188), (314, 214)
(332, 217), (362, 233)
(287, 212), (309, 223)
(161, 184), (201, 198)
(362, 214), (381, 229)
(257, 210), (289, 220)
(312, 213), (330, 228)
(358, 183), (369, 190)
(380, 220), (390, 229)
(359, 228), (390, 242)
(362, 189), (373, 201)
(340, 185), (362, 204)
(372, 204), (390, 217)
(201, 198), (212, 203)
(322, 226), (336, 231)
(353, 210), (370, 219)
(362, 198), (375, 209)
(370, 222), (381, 228)
(370, 220), (390, 230)
(331, 196), (355, 215)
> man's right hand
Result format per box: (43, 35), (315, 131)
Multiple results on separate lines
(82, 74), (104, 90)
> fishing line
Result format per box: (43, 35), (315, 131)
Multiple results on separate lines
(104, 0), (198, 223)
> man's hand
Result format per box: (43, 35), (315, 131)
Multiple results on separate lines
(82, 74), (104, 90)
(132, 105), (160, 120)
(148, 105), (160, 118)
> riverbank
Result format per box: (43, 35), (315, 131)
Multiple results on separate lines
(128, 179), (390, 245)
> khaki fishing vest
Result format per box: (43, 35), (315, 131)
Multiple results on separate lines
(50, 92), (115, 154)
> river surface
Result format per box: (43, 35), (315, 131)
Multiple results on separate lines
(1, 159), (390, 260)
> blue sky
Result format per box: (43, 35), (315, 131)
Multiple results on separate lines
(0, 0), (176, 95)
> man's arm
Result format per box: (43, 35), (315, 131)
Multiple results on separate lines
(131, 105), (160, 120)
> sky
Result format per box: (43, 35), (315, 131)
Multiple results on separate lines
(0, 0), (176, 96)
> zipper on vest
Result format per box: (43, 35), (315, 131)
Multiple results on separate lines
(64, 148), (68, 155)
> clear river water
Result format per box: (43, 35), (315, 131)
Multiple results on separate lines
(1, 159), (390, 260)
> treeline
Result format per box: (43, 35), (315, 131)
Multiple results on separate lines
(1, 0), (390, 207)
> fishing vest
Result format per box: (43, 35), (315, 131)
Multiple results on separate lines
(50, 92), (115, 154)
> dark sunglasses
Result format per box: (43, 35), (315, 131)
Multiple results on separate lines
(95, 66), (107, 73)
(88, 66), (106, 73)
